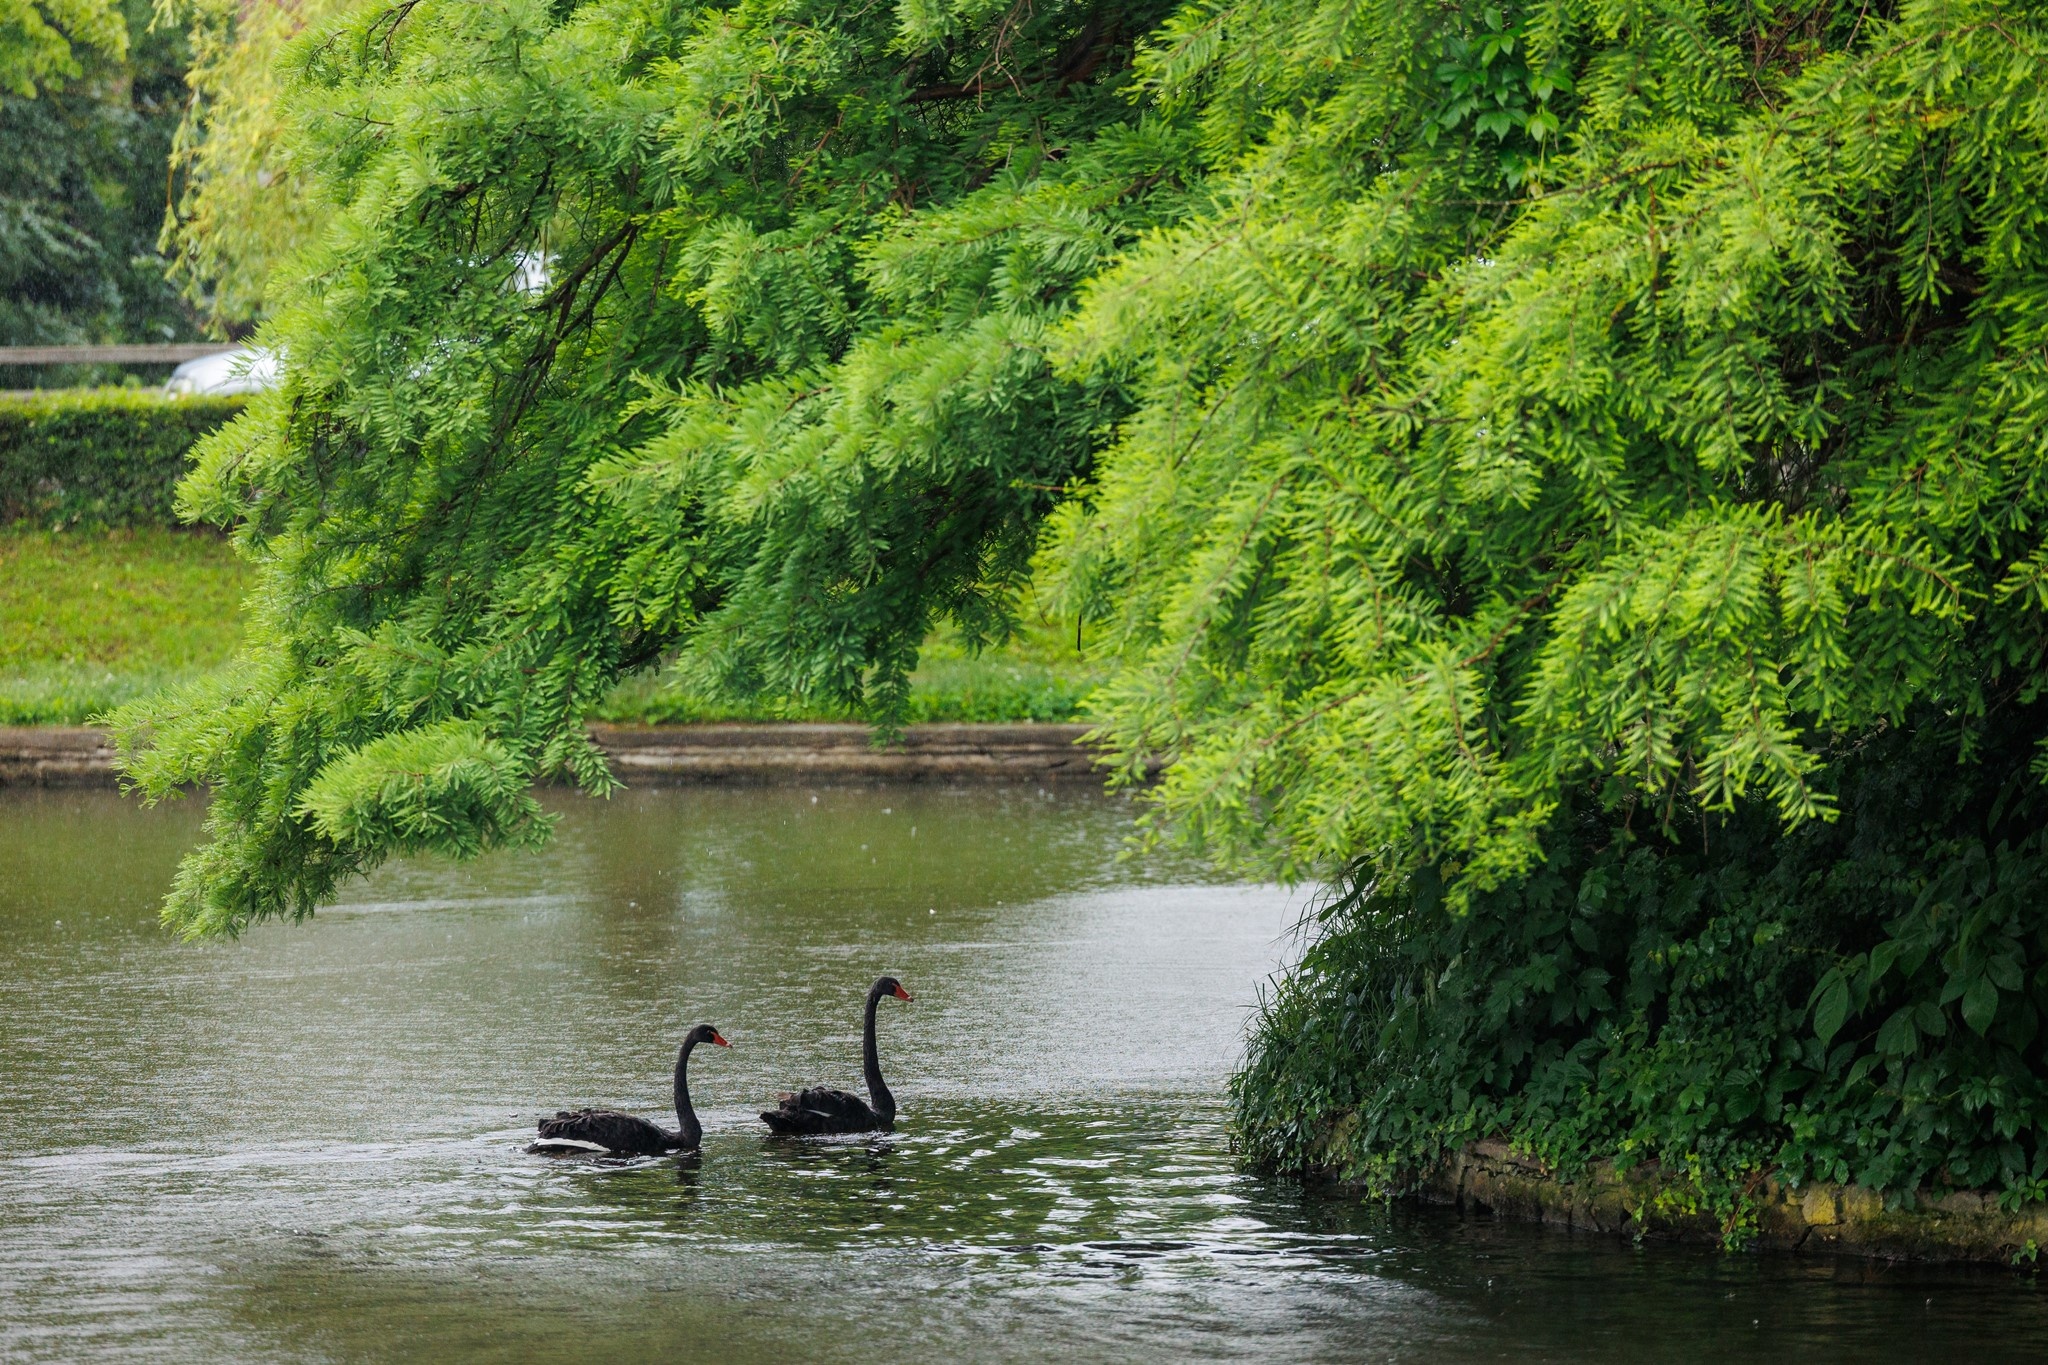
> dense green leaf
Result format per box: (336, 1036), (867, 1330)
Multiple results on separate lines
(1963, 975), (2001, 1037)
(1874, 1008), (1917, 1058)
(1813, 971), (1850, 1047)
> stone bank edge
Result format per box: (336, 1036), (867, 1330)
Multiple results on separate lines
(0, 722), (1133, 788)
(1314, 1126), (2048, 1264)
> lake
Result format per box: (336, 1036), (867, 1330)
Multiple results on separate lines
(2, 784), (2044, 1360)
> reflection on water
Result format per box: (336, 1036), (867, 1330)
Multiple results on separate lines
(2, 785), (2045, 1361)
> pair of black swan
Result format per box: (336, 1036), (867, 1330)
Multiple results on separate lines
(531, 975), (912, 1156)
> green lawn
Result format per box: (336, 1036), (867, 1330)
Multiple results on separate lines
(0, 528), (253, 725)
(593, 614), (1106, 725)
(0, 528), (1103, 726)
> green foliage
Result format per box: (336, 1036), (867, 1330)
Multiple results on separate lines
(294, 719), (551, 858)
(119, 0), (1188, 934)
(1048, 0), (2048, 900)
(1425, 3), (1573, 181)
(118, 0), (2048, 1205)
(1237, 711), (2048, 1210)
(0, 0), (199, 368)
(1116, 0), (2048, 1204)
(0, 0), (124, 98)
(159, 0), (362, 326)
(0, 390), (244, 527)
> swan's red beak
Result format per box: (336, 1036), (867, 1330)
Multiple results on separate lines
(712, 1032), (731, 1047)
(893, 985), (913, 1001)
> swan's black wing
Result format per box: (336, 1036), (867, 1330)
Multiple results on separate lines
(533, 1108), (682, 1155)
(759, 1087), (885, 1136)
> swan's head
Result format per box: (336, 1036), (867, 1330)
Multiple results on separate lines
(875, 976), (913, 1002)
(688, 1023), (731, 1048)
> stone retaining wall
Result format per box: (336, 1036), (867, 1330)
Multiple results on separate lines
(592, 722), (1107, 784)
(0, 726), (116, 786)
(0, 722), (1115, 788)
(1347, 1136), (2048, 1263)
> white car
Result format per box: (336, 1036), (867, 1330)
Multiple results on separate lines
(164, 346), (280, 395)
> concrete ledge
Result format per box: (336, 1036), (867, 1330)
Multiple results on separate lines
(0, 726), (118, 787)
(589, 722), (1108, 785)
(0, 722), (1115, 789)
(1327, 1133), (2048, 1263)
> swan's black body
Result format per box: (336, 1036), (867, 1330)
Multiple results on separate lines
(761, 976), (911, 1136)
(533, 1023), (728, 1155)
(536, 1107), (681, 1156)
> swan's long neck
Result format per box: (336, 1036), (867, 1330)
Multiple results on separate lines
(673, 1036), (702, 1148)
(862, 988), (896, 1125)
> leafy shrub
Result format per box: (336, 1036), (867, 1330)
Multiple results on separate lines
(0, 389), (242, 527)
(1237, 707), (2048, 1217)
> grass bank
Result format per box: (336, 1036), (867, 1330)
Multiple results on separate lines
(0, 528), (253, 724)
(593, 616), (1105, 725)
(0, 528), (1104, 726)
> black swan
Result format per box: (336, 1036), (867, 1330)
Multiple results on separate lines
(760, 976), (912, 1135)
(531, 1023), (729, 1156)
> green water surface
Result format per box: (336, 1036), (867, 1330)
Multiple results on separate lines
(1, 785), (2043, 1361)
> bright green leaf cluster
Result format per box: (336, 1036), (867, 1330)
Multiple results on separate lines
(121, 0), (1190, 934)
(1050, 0), (2048, 916)
(0, 0), (125, 99)
(120, 0), (2048, 1202)
(121, 0), (2048, 1212)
